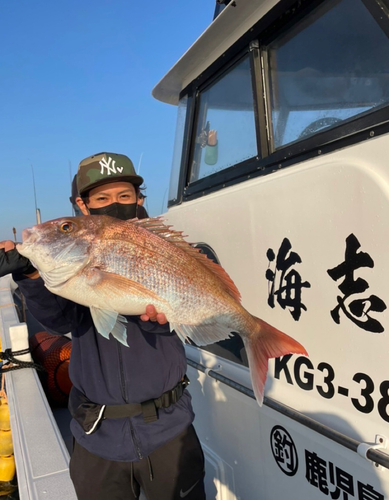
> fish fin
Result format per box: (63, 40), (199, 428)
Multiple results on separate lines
(90, 306), (129, 346)
(87, 269), (162, 303)
(132, 218), (241, 303)
(169, 323), (188, 343)
(170, 322), (232, 346)
(243, 318), (308, 407)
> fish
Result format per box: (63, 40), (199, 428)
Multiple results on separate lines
(17, 215), (308, 405)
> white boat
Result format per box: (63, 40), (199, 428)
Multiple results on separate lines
(152, 0), (389, 497)
(1, 0), (389, 498)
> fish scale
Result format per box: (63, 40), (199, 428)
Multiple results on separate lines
(95, 236), (218, 318)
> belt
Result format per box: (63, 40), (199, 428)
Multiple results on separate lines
(103, 375), (190, 424)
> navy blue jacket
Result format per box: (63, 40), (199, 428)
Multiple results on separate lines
(15, 274), (194, 462)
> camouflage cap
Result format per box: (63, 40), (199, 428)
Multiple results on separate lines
(76, 152), (144, 196)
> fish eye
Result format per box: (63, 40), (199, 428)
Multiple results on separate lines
(59, 222), (74, 233)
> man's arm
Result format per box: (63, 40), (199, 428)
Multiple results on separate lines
(15, 274), (79, 334)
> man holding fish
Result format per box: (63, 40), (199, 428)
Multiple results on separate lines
(0, 151), (307, 500)
(0, 152), (207, 500)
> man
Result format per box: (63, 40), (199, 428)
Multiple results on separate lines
(137, 191), (147, 207)
(0, 152), (205, 500)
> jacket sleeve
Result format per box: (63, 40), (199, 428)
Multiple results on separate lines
(13, 274), (78, 335)
(0, 248), (36, 277)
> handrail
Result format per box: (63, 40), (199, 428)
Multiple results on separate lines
(187, 358), (389, 470)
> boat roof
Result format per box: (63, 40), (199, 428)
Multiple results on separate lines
(152, 0), (278, 105)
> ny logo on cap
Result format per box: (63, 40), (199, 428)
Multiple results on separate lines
(99, 157), (124, 175)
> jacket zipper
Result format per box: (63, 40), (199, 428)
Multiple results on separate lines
(117, 343), (143, 460)
(117, 343), (128, 403)
(130, 425), (143, 460)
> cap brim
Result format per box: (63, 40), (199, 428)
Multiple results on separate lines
(79, 174), (144, 196)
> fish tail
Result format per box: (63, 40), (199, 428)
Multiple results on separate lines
(243, 317), (308, 407)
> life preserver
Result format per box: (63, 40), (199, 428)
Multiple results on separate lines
(29, 332), (72, 407)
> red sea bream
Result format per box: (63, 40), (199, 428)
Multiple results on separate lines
(17, 215), (308, 405)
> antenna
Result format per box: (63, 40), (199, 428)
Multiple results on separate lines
(12, 227), (17, 242)
(137, 153), (143, 175)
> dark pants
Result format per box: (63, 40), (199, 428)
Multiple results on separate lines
(69, 425), (206, 500)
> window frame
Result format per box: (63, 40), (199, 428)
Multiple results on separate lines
(184, 48), (260, 196)
(168, 95), (193, 207)
(168, 0), (389, 206)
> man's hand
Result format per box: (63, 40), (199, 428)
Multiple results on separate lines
(0, 241), (16, 252)
(0, 241), (39, 278)
(140, 305), (168, 325)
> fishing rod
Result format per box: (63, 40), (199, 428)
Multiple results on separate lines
(30, 164), (41, 224)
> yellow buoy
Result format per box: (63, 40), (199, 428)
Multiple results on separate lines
(0, 403), (10, 432)
(0, 455), (15, 483)
(0, 371), (16, 495)
(0, 431), (13, 457)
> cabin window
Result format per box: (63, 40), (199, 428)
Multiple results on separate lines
(168, 96), (189, 204)
(266, 0), (389, 150)
(189, 55), (257, 183)
(200, 333), (248, 367)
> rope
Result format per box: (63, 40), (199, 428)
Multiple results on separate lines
(0, 348), (45, 373)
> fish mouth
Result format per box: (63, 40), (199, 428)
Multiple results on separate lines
(17, 228), (39, 259)
(21, 228), (38, 244)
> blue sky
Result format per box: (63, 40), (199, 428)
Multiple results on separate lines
(0, 0), (214, 240)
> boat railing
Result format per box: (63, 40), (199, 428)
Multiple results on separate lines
(0, 275), (77, 500)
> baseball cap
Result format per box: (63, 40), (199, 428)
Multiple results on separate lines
(77, 152), (144, 196)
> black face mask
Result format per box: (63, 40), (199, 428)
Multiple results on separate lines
(88, 203), (148, 221)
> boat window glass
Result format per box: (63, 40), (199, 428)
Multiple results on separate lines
(189, 55), (257, 183)
(168, 96), (188, 205)
(266, 0), (389, 150)
(200, 334), (249, 368)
